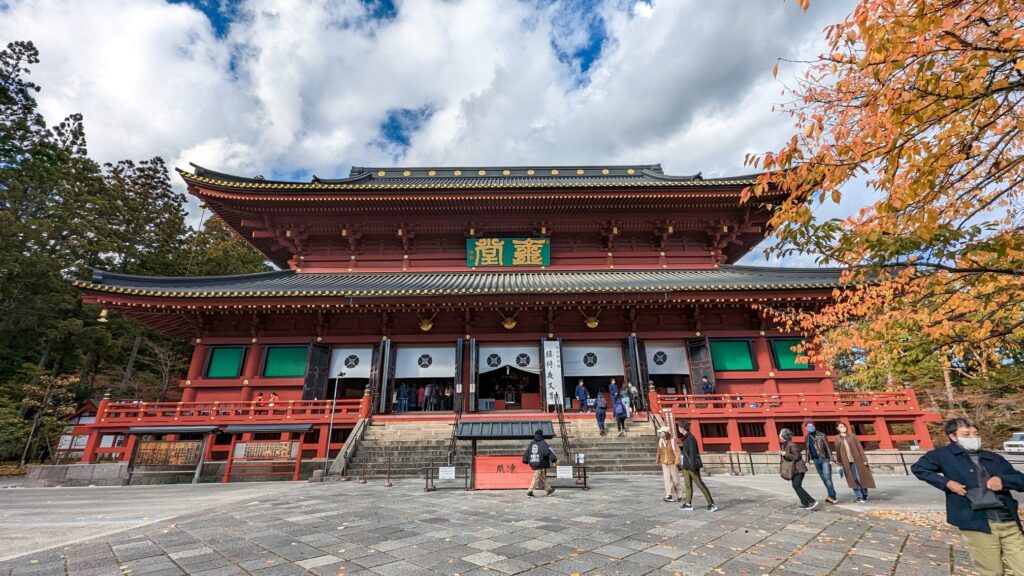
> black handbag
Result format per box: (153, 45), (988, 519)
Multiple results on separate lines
(966, 487), (1004, 511)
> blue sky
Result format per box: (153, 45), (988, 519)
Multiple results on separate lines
(0, 0), (861, 266)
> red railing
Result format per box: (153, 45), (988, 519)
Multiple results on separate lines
(656, 390), (925, 418)
(92, 399), (364, 427)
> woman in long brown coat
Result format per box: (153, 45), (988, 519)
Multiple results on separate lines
(834, 422), (875, 502)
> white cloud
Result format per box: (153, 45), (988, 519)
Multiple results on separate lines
(1, 0), (861, 266)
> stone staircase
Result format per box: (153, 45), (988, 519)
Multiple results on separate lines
(343, 415), (660, 479)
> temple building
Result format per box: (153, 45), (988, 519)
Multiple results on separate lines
(69, 163), (937, 477)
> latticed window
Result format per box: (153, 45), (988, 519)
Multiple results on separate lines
(262, 346), (309, 378)
(770, 338), (811, 370)
(708, 340), (755, 371)
(206, 346), (245, 378)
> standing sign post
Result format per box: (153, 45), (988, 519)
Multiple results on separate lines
(542, 340), (563, 411)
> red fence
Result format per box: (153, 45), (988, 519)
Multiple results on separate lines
(655, 390), (925, 418)
(92, 399), (364, 426)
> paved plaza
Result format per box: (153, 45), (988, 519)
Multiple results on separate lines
(0, 474), (985, 576)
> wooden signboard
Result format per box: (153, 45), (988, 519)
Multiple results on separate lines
(473, 455), (534, 489)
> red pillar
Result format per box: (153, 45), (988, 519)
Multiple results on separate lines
(81, 393), (111, 463)
(765, 417), (780, 451)
(875, 417), (895, 449)
(359, 386), (372, 418)
(316, 425), (330, 460)
(726, 419), (742, 452)
(647, 384), (661, 413)
(913, 416), (934, 449)
(690, 420), (704, 452)
(188, 345), (208, 380)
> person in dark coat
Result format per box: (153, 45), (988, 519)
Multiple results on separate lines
(834, 422), (875, 502)
(780, 428), (818, 510)
(575, 380), (589, 413)
(912, 418), (1024, 576)
(677, 421), (716, 511)
(522, 429), (558, 497)
(396, 383), (409, 413)
(612, 395), (627, 435)
(595, 391), (607, 436)
(803, 419), (838, 503)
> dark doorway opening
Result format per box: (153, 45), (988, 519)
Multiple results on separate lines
(478, 367), (540, 411)
(393, 378), (455, 412)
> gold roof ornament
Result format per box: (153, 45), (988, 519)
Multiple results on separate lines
(417, 309), (437, 332)
(97, 308), (109, 323)
(499, 309), (520, 330)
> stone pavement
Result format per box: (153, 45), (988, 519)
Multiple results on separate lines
(0, 475), (978, 576)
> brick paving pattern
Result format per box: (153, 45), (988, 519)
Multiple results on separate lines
(0, 476), (973, 575)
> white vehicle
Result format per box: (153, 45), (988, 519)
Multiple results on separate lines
(1003, 432), (1024, 453)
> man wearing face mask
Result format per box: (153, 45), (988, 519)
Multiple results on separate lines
(912, 418), (1024, 576)
(803, 419), (838, 504)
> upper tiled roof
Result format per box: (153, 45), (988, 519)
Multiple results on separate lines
(179, 163), (763, 192)
(73, 266), (841, 299)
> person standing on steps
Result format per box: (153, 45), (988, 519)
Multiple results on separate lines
(676, 421), (717, 512)
(620, 381), (632, 418)
(575, 379), (590, 413)
(612, 393), (627, 436)
(595, 391), (608, 436)
(912, 418), (1024, 576)
(834, 422), (875, 503)
(804, 419), (839, 504)
(780, 428), (818, 510)
(655, 427), (683, 502)
(523, 429), (558, 497)
(609, 378), (620, 403)
(396, 383), (409, 413)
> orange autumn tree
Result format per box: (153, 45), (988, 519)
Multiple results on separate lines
(745, 0), (1024, 382)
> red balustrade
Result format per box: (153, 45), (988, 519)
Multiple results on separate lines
(655, 390), (925, 418)
(91, 399), (364, 427)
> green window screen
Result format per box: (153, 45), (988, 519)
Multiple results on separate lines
(771, 339), (811, 370)
(709, 340), (755, 371)
(263, 346), (308, 378)
(206, 347), (244, 378)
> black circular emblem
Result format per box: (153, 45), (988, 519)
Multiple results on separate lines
(486, 353), (502, 368)
(515, 353), (531, 367)
(417, 354), (433, 368)
(653, 351), (667, 366)
(344, 354), (360, 369)
(583, 352), (598, 367)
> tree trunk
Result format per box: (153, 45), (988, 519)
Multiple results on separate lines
(120, 333), (142, 392)
(942, 364), (955, 405)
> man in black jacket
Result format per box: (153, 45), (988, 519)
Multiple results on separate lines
(523, 429), (558, 497)
(677, 421), (717, 512)
(912, 417), (1024, 576)
(804, 419), (838, 504)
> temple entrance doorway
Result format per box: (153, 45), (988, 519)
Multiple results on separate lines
(477, 366), (541, 411)
(393, 378), (455, 412)
(644, 340), (691, 395)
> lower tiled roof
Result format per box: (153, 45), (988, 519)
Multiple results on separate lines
(72, 266), (842, 299)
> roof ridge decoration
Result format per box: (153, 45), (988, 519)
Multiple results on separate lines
(178, 163), (766, 192)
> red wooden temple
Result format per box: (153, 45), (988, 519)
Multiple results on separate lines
(70, 163), (937, 476)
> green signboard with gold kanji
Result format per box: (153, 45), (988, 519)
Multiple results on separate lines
(466, 238), (550, 267)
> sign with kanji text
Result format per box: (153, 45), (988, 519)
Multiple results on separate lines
(542, 339), (563, 407)
(473, 455), (534, 489)
(466, 238), (550, 267)
(438, 466), (456, 480)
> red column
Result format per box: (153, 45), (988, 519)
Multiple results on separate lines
(752, 336), (773, 375)
(81, 393), (111, 463)
(359, 386), (371, 418)
(875, 417), (895, 449)
(316, 425), (330, 460)
(765, 418), (780, 451)
(647, 384), (661, 413)
(690, 420), (704, 452)
(726, 419), (742, 452)
(182, 386), (197, 402)
(188, 345), (208, 380)
(913, 416), (934, 449)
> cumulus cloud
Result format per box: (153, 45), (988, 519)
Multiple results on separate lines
(0, 0), (859, 266)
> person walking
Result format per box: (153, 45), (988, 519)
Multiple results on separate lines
(595, 392), (607, 436)
(396, 383), (409, 413)
(609, 378), (620, 402)
(575, 380), (590, 413)
(803, 419), (838, 504)
(627, 381), (642, 415)
(655, 428), (683, 502)
(612, 394), (627, 436)
(416, 384), (425, 411)
(677, 421), (717, 512)
(834, 422), (875, 503)
(780, 428), (818, 510)
(423, 383), (434, 411)
(912, 418), (1024, 576)
(620, 383), (632, 418)
(522, 429), (558, 497)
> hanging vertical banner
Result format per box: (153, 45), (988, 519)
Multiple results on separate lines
(542, 340), (563, 406)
